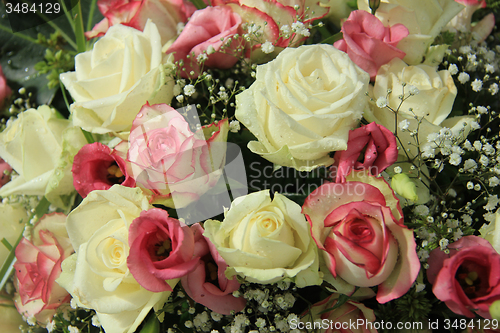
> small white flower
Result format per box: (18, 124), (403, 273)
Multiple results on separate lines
(176, 95), (184, 103)
(197, 53), (208, 62)
(261, 41), (275, 54)
(291, 22), (310, 36)
(458, 72), (470, 84)
(459, 45), (472, 54)
(211, 312), (223, 322)
(464, 159), (477, 172)
(91, 315), (101, 327)
(27, 316), (37, 326)
(427, 132), (439, 143)
(439, 238), (449, 250)
(489, 176), (499, 187)
(422, 145), (435, 158)
(485, 64), (495, 73)
(476, 106), (488, 114)
(414, 205), (430, 216)
(376, 97), (388, 108)
(393, 166), (402, 174)
(471, 79), (483, 92)
(467, 181), (474, 189)
(176, 22), (185, 35)
(453, 229), (463, 241)
(449, 153), (461, 166)
(480, 154), (489, 167)
(398, 119), (410, 131)
(183, 84), (196, 97)
(207, 45), (216, 55)
(489, 83), (499, 95)
(463, 140), (473, 151)
(280, 25), (291, 36)
(470, 121), (481, 130)
(68, 326), (80, 333)
(185, 320), (193, 328)
(415, 283), (426, 292)
(229, 120), (240, 133)
(70, 298), (78, 309)
(483, 143), (495, 155)
(484, 195), (499, 211)
(448, 64), (459, 75)
(46, 321), (56, 333)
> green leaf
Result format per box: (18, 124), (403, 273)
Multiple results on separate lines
(140, 313), (160, 333)
(317, 294), (351, 315)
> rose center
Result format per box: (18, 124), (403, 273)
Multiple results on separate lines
(152, 238), (172, 261)
(347, 218), (374, 243)
(101, 238), (127, 269)
(455, 260), (489, 299)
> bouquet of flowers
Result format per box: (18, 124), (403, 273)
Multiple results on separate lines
(1, 0), (500, 332)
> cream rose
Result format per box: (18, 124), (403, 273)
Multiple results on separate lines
(56, 185), (173, 333)
(235, 44), (369, 171)
(203, 190), (321, 287)
(60, 21), (174, 135)
(358, 0), (464, 64)
(0, 106), (87, 209)
(480, 210), (500, 254)
(0, 203), (29, 267)
(365, 58), (474, 158)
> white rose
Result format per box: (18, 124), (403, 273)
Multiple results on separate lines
(204, 190), (321, 287)
(60, 21), (174, 135)
(480, 210), (500, 254)
(0, 106), (87, 209)
(56, 185), (174, 333)
(0, 203), (28, 267)
(358, 0), (464, 64)
(235, 44), (369, 171)
(365, 58), (474, 158)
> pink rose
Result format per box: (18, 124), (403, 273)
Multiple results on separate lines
(166, 6), (244, 78)
(309, 294), (377, 333)
(127, 208), (199, 292)
(0, 65), (12, 110)
(331, 122), (398, 183)
(181, 224), (246, 315)
(334, 10), (409, 80)
(14, 213), (73, 324)
(127, 103), (228, 208)
(455, 0), (486, 7)
(427, 235), (500, 319)
(0, 158), (12, 188)
(72, 142), (135, 198)
(303, 171), (420, 303)
(86, 0), (195, 43)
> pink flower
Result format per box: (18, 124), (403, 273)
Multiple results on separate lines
(127, 208), (199, 292)
(181, 224), (246, 315)
(303, 171), (420, 303)
(72, 142), (135, 198)
(455, 0), (486, 7)
(331, 122), (398, 183)
(86, 0), (195, 43)
(166, 6), (244, 78)
(0, 65), (12, 110)
(334, 10), (409, 80)
(127, 103), (228, 208)
(0, 158), (12, 188)
(14, 213), (73, 324)
(427, 235), (500, 319)
(309, 294), (377, 333)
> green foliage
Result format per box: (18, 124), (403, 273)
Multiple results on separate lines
(433, 31), (456, 46)
(486, 0), (500, 9)
(34, 45), (75, 89)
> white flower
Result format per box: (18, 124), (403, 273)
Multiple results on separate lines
(471, 79), (483, 92)
(463, 140), (473, 150)
(197, 53), (208, 62)
(464, 159), (477, 172)
(176, 22), (185, 35)
(376, 96), (388, 108)
(414, 205), (430, 216)
(261, 41), (275, 54)
(459, 46), (472, 54)
(393, 166), (402, 174)
(229, 120), (241, 133)
(474, 140), (483, 151)
(176, 95), (184, 103)
(467, 181), (474, 189)
(484, 195), (499, 211)
(477, 106), (488, 114)
(458, 72), (470, 84)
(68, 326), (79, 333)
(183, 84), (196, 96)
(408, 85), (420, 95)
(490, 176), (500, 187)
(280, 25), (291, 36)
(489, 83), (499, 95)
(291, 22), (309, 36)
(485, 64), (495, 73)
(46, 321), (56, 333)
(480, 154), (489, 166)
(453, 229), (463, 241)
(449, 153), (461, 166)
(448, 64), (459, 75)
(207, 45), (216, 55)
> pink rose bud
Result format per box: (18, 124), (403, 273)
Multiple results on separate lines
(166, 6), (245, 78)
(334, 10), (409, 80)
(0, 65), (12, 110)
(14, 213), (73, 324)
(127, 208), (199, 292)
(86, 0), (196, 43)
(72, 142), (135, 198)
(0, 158), (12, 188)
(427, 235), (500, 319)
(181, 224), (246, 315)
(331, 122), (398, 183)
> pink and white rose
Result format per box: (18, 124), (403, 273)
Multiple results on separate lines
(127, 103), (228, 208)
(127, 208), (199, 292)
(334, 10), (409, 80)
(86, 0), (195, 44)
(14, 213), (73, 324)
(166, 6), (245, 78)
(181, 224), (246, 315)
(0, 65), (11, 110)
(303, 170), (420, 303)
